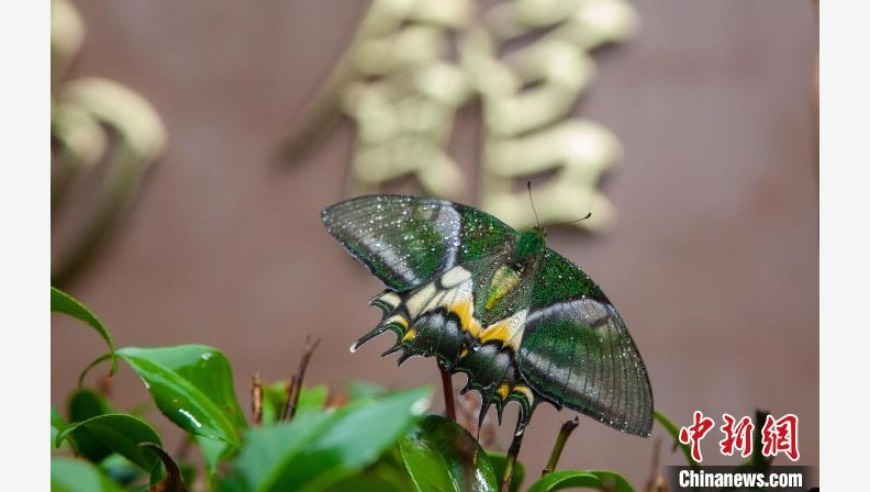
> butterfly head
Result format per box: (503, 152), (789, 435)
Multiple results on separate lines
(515, 226), (547, 261)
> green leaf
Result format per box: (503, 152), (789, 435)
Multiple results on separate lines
(260, 382), (287, 425)
(65, 388), (115, 462)
(234, 386), (431, 492)
(327, 469), (410, 492)
(399, 415), (499, 492)
(52, 406), (67, 449)
(68, 388), (114, 419)
(100, 454), (145, 486)
(326, 450), (414, 491)
(117, 345), (247, 447)
(51, 286), (118, 375)
(296, 385), (328, 414)
(56, 414), (162, 474)
(51, 457), (125, 492)
(489, 452), (525, 492)
(260, 383), (328, 425)
(348, 381), (388, 401)
(197, 435), (232, 482)
(653, 410), (700, 469)
(528, 470), (635, 492)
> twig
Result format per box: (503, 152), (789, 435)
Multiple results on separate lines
(542, 417), (579, 477)
(97, 373), (112, 397)
(282, 336), (322, 422)
(500, 417), (527, 492)
(438, 362), (456, 422)
(644, 436), (667, 492)
(142, 442), (188, 492)
(252, 372), (263, 426)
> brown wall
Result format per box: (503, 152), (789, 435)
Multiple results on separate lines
(52, 0), (819, 486)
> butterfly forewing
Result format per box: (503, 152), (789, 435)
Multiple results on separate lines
(322, 195), (516, 290)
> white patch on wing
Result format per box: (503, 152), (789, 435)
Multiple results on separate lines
(440, 266), (472, 288)
(399, 266), (533, 348)
(357, 236), (421, 285)
(404, 282), (437, 318)
(372, 291), (401, 309)
(435, 205), (462, 270)
(526, 297), (611, 328)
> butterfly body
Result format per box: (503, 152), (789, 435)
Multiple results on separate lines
(322, 195), (653, 437)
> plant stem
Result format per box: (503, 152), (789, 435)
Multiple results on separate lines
(438, 362), (456, 422)
(252, 372), (263, 426)
(282, 336), (321, 422)
(501, 418), (527, 492)
(644, 435), (664, 492)
(542, 417), (579, 477)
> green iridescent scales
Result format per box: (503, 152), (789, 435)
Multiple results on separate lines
(322, 195), (653, 437)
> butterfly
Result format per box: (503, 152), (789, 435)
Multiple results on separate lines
(322, 194), (653, 438)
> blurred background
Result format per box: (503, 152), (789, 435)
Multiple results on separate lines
(51, 0), (818, 487)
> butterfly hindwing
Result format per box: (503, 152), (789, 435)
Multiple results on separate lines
(322, 195), (516, 290)
(518, 250), (654, 436)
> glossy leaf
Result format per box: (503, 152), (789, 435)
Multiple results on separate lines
(328, 474), (407, 492)
(51, 286), (118, 375)
(66, 388), (115, 462)
(234, 386), (431, 492)
(51, 457), (125, 492)
(117, 345), (246, 447)
(399, 415), (499, 492)
(328, 457), (413, 492)
(653, 410), (700, 469)
(528, 470), (635, 492)
(489, 452), (525, 492)
(56, 414), (162, 473)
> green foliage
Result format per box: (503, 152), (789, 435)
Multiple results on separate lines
(55, 414), (163, 474)
(117, 345), (247, 447)
(52, 286), (118, 375)
(64, 388), (116, 463)
(234, 387), (430, 491)
(259, 381), (328, 425)
(489, 452), (525, 492)
(51, 405), (68, 450)
(654, 409), (700, 469)
(51, 458), (125, 492)
(51, 287), (686, 491)
(400, 415), (499, 491)
(527, 470), (634, 492)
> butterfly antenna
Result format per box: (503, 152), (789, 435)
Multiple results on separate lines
(555, 212), (593, 227)
(527, 181), (540, 227)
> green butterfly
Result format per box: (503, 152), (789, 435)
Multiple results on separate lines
(322, 195), (653, 438)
